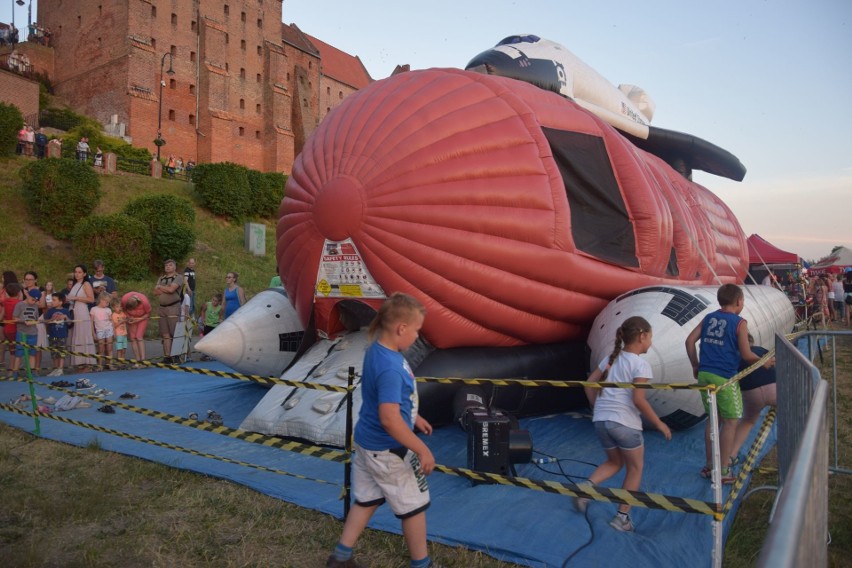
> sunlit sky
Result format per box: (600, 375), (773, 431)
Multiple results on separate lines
(8, 1), (850, 262)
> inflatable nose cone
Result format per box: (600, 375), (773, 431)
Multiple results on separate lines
(196, 288), (305, 376)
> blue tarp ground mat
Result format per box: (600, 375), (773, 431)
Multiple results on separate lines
(0, 363), (774, 568)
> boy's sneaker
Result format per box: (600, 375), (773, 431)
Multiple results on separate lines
(721, 467), (736, 485)
(609, 513), (634, 532)
(75, 378), (94, 389)
(574, 482), (594, 513)
(47, 368), (62, 377)
(325, 556), (365, 568)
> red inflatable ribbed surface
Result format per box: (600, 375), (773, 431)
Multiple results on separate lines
(277, 68), (746, 348)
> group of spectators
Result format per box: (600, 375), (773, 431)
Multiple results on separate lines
(16, 125), (48, 158)
(771, 269), (852, 326)
(166, 155), (195, 179)
(0, 258), (250, 375)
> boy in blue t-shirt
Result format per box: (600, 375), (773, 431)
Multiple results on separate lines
(327, 293), (440, 568)
(685, 284), (767, 483)
(45, 291), (71, 376)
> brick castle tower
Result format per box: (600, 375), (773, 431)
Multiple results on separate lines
(37, 1), (372, 173)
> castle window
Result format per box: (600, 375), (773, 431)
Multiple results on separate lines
(170, 45), (177, 57)
(191, 20), (197, 32)
(97, 37), (102, 48)
(190, 51), (196, 62)
(98, 5), (102, 16)
(224, 5), (230, 16)
(326, 87), (330, 95)
(189, 114), (196, 126)
(168, 110), (175, 121)
(257, 45), (262, 56)
(240, 98), (245, 109)
(240, 39), (246, 50)
(256, 103), (261, 113)
(169, 78), (176, 89)
(152, 6), (156, 17)
(241, 12), (246, 23)
(256, 73), (261, 82)
(225, 34), (229, 44)
(189, 84), (196, 95)
(339, 91), (343, 100)
(255, 130), (261, 139)
(225, 63), (229, 71)
(151, 38), (156, 49)
(240, 68), (245, 79)
(257, 19), (262, 28)
(171, 13), (177, 25)
(78, 15), (81, 27)
(238, 127), (245, 136)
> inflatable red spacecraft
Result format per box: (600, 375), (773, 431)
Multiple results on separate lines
(277, 40), (748, 350)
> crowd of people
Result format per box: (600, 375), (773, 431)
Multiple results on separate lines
(768, 268), (852, 326)
(15, 125), (48, 158)
(0, 258), (248, 376)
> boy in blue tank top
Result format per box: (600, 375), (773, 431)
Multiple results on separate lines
(685, 284), (764, 484)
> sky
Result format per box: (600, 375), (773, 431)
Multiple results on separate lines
(6, 1), (850, 262)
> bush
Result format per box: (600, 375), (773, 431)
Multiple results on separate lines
(39, 106), (92, 132)
(0, 102), (24, 157)
(19, 158), (102, 239)
(72, 214), (152, 280)
(192, 162), (252, 221)
(123, 194), (196, 264)
(247, 170), (287, 218)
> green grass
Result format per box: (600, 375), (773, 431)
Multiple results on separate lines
(0, 154), (278, 315)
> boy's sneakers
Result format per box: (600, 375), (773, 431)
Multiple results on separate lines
(700, 464), (736, 484)
(325, 556), (365, 568)
(75, 378), (94, 389)
(47, 368), (63, 377)
(609, 512), (634, 532)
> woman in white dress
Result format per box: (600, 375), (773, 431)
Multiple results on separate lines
(68, 264), (96, 371)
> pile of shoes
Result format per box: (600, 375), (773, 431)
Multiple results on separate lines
(75, 378), (95, 390)
(50, 380), (74, 388)
(97, 404), (116, 413)
(207, 410), (224, 427)
(119, 392), (139, 399)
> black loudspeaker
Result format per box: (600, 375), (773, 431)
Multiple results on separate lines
(454, 387), (533, 477)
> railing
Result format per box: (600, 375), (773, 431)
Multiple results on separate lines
(756, 331), (830, 567)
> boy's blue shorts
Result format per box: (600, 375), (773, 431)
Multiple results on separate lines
(15, 332), (37, 357)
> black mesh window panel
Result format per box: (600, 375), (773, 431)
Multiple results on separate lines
(543, 127), (638, 267)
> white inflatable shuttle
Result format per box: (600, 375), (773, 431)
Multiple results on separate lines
(195, 288), (304, 377)
(587, 285), (795, 430)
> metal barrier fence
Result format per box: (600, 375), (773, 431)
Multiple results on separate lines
(757, 331), (829, 567)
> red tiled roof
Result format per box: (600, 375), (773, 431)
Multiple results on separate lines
(301, 31), (373, 89)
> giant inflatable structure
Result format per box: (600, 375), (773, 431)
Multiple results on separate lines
(199, 36), (793, 444)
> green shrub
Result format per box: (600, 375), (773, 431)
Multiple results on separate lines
(247, 170), (287, 218)
(40, 106), (92, 132)
(0, 102), (24, 157)
(123, 194), (196, 264)
(72, 214), (152, 280)
(192, 162), (252, 221)
(19, 158), (101, 239)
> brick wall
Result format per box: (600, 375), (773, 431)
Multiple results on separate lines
(0, 69), (39, 122)
(35, 0), (348, 174)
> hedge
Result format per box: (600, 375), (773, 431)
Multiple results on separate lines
(0, 102), (24, 157)
(72, 214), (152, 280)
(19, 158), (102, 239)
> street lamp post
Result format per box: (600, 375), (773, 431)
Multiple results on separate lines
(156, 52), (175, 161)
(13, 0), (25, 42)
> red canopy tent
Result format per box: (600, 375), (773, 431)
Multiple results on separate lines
(747, 234), (799, 265)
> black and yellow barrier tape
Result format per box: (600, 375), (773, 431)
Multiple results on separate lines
(0, 402), (342, 487)
(433, 463), (721, 519)
(0, 374), (348, 463)
(1, 341), (349, 393)
(723, 408), (777, 514)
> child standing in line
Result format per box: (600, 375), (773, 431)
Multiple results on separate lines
(326, 293), (440, 568)
(199, 293), (223, 337)
(1, 282), (22, 369)
(685, 284), (768, 484)
(90, 292), (114, 371)
(110, 298), (128, 367)
(578, 316), (671, 532)
(11, 288), (41, 377)
(45, 291), (71, 376)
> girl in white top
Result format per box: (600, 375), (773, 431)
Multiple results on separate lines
(577, 316), (671, 532)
